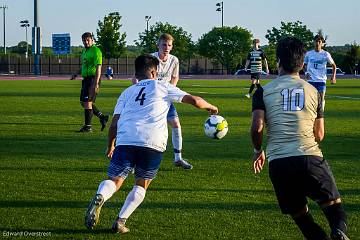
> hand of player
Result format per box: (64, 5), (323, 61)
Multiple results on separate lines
(252, 150), (265, 174)
(208, 105), (219, 115)
(106, 146), (115, 159)
(305, 73), (311, 80)
(330, 77), (336, 84)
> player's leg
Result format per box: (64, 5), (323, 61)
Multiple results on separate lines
(85, 145), (134, 229)
(167, 103), (193, 169)
(269, 156), (329, 239)
(306, 156), (349, 240)
(79, 77), (94, 132)
(91, 81), (109, 131)
(255, 77), (261, 89)
(112, 147), (162, 233)
(246, 75), (257, 98)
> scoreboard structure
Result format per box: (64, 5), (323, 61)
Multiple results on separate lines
(52, 33), (71, 55)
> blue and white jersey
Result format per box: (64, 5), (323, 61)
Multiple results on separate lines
(151, 52), (179, 83)
(304, 50), (335, 83)
(113, 79), (187, 152)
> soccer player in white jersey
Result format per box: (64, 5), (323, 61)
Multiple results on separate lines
(251, 37), (349, 240)
(85, 54), (218, 234)
(133, 33), (192, 169)
(304, 34), (336, 110)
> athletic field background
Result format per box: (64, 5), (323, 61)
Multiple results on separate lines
(0, 78), (359, 239)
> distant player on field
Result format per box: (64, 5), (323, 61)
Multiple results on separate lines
(244, 39), (269, 98)
(251, 37), (349, 240)
(85, 54), (218, 233)
(304, 34), (336, 111)
(78, 32), (109, 132)
(133, 33), (193, 169)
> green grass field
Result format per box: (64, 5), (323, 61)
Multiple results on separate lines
(0, 78), (359, 240)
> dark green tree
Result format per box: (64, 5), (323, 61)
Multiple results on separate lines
(265, 21), (314, 49)
(198, 26), (252, 73)
(135, 22), (195, 62)
(96, 12), (127, 59)
(344, 42), (360, 74)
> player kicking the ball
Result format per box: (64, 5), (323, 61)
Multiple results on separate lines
(85, 54), (218, 233)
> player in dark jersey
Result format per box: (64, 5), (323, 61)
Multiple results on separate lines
(244, 39), (269, 98)
(251, 37), (349, 240)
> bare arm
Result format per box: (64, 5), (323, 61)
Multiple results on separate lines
(181, 95), (218, 115)
(250, 109), (266, 173)
(303, 63), (311, 80)
(170, 75), (179, 86)
(244, 60), (250, 70)
(106, 114), (120, 158)
(95, 65), (102, 92)
(313, 118), (324, 142)
(263, 59), (269, 74)
(330, 63), (337, 84)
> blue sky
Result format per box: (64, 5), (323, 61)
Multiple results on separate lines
(4, 0), (360, 47)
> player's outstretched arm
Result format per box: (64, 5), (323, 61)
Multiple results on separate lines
(330, 63), (337, 84)
(181, 95), (218, 115)
(106, 114), (120, 158)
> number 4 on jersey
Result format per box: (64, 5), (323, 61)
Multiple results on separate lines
(135, 87), (146, 105)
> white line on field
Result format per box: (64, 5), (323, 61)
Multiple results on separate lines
(327, 95), (360, 100)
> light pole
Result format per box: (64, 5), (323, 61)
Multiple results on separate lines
(0, 5), (7, 54)
(145, 15), (151, 33)
(145, 16), (151, 50)
(20, 20), (30, 58)
(216, 2), (223, 27)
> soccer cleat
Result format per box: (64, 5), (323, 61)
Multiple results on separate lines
(245, 93), (251, 98)
(78, 125), (92, 133)
(174, 159), (193, 170)
(100, 115), (109, 131)
(112, 217), (130, 234)
(85, 194), (105, 230)
(330, 229), (350, 240)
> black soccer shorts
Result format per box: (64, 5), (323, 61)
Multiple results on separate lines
(80, 76), (97, 102)
(269, 155), (340, 214)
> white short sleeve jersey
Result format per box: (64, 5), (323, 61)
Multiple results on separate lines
(304, 50), (335, 83)
(151, 52), (179, 83)
(113, 79), (188, 152)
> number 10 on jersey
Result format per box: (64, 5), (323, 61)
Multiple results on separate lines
(281, 88), (304, 111)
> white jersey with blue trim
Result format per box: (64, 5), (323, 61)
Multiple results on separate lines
(151, 52), (179, 83)
(304, 50), (335, 83)
(113, 79), (187, 152)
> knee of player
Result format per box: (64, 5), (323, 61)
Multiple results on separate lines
(169, 118), (181, 128)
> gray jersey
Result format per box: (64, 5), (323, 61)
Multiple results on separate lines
(252, 75), (323, 161)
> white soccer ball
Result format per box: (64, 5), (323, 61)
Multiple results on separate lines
(204, 115), (228, 139)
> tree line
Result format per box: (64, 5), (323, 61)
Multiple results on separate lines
(7, 12), (360, 74)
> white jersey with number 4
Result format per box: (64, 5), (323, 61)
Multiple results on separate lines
(113, 79), (187, 152)
(151, 52), (179, 83)
(304, 50), (335, 83)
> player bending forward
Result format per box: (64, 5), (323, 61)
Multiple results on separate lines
(85, 54), (218, 233)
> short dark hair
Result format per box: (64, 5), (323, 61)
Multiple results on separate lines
(135, 54), (159, 79)
(253, 39), (260, 44)
(82, 32), (93, 39)
(276, 37), (306, 73)
(314, 34), (325, 43)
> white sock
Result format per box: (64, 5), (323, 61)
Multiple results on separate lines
(118, 185), (146, 219)
(172, 127), (182, 161)
(96, 180), (117, 202)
